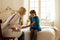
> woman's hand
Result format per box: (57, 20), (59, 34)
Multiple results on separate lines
(11, 27), (20, 32)
(14, 29), (20, 32)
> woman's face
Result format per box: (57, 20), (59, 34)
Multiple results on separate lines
(19, 8), (26, 16)
(30, 13), (35, 17)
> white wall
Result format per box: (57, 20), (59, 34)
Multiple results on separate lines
(55, 0), (60, 32)
(54, 0), (60, 40)
(0, 0), (24, 11)
(55, 0), (60, 28)
(0, 0), (2, 11)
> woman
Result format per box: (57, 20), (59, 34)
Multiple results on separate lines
(1, 7), (26, 40)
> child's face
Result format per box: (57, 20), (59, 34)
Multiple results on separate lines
(30, 13), (35, 17)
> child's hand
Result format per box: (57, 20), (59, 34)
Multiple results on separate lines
(29, 21), (35, 27)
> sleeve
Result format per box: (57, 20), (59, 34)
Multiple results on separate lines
(2, 13), (19, 29)
(9, 13), (19, 24)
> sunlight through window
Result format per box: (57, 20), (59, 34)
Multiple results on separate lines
(41, 0), (55, 21)
(24, 0), (55, 21)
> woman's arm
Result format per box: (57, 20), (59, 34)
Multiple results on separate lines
(22, 21), (35, 29)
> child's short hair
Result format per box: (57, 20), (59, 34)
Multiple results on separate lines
(30, 10), (36, 15)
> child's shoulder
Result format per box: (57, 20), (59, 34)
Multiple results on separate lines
(34, 16), (39, 19)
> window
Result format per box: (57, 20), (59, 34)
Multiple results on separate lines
(23, 0), (28, 25)
(23, 0), (55, 31)
(41, 0), (55, 21)
(30, 0), (39, 16)
(24, 0), (55, 21)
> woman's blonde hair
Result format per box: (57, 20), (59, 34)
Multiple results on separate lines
(19, 7), (26, 12)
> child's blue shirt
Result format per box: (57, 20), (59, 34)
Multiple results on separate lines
(30, 16), (41, 31)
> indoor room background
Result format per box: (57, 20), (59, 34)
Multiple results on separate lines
(0, 0), (60, 40)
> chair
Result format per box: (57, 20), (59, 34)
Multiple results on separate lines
(0, 19), (15, 40)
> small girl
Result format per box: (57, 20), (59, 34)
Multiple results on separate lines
(22, 10), (42, 40)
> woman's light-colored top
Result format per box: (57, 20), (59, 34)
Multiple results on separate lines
(1, 11), (23, 37)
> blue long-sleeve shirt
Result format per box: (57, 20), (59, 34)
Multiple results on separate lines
(30, 16), (41, 31)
